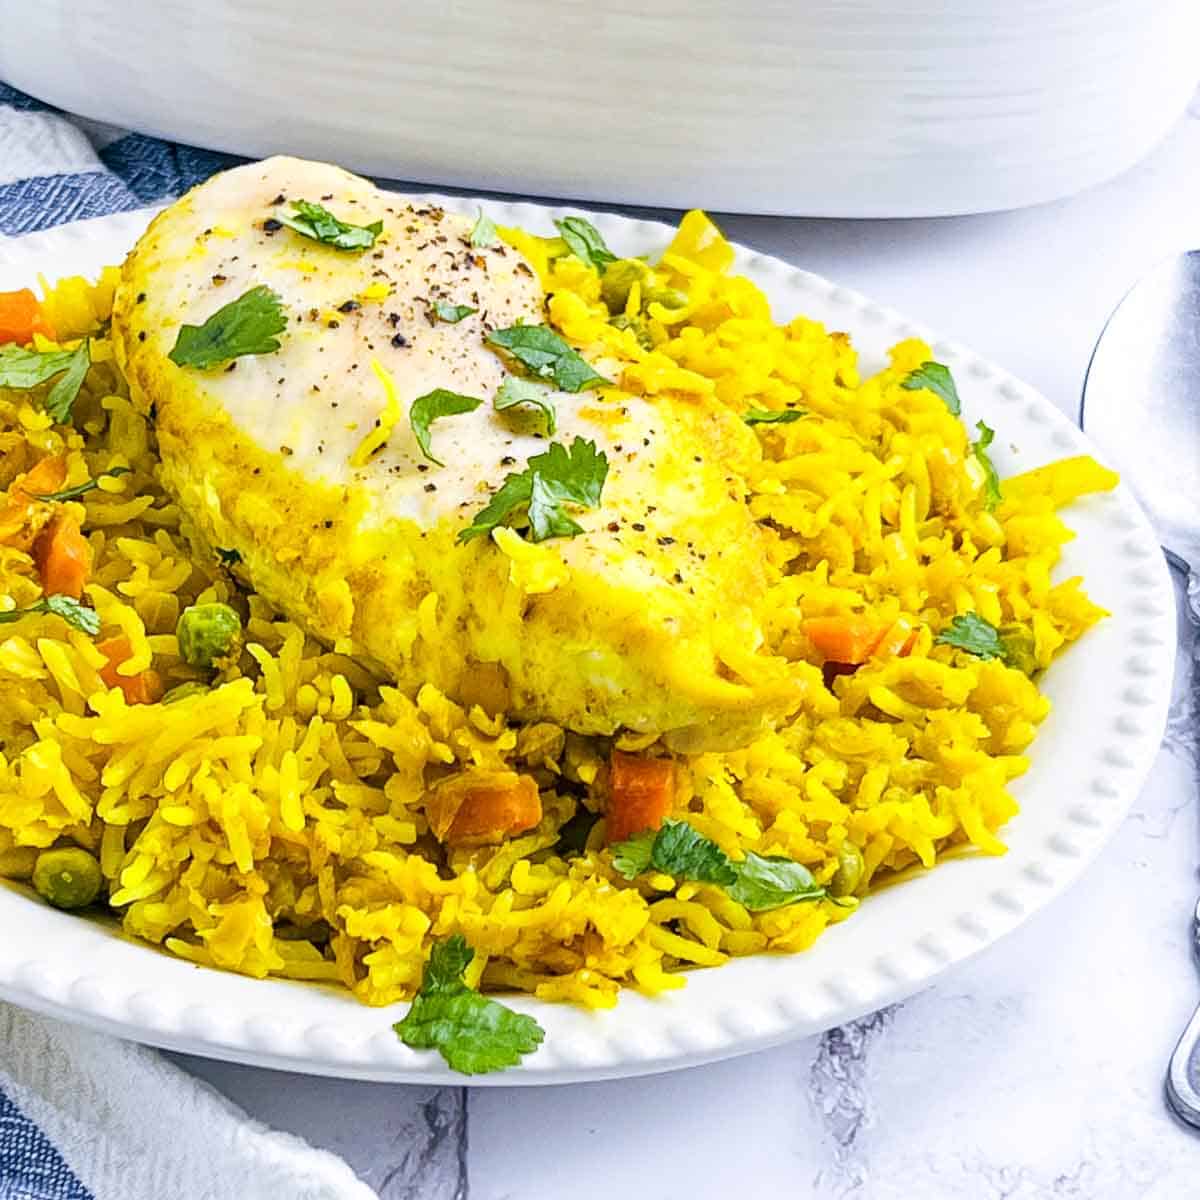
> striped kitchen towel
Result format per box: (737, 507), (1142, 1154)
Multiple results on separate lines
(0, 79), (376, 1200)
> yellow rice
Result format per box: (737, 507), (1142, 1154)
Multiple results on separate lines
(0, 213), (1115, 1010)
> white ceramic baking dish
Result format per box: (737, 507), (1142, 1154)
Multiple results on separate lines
(1, 0), (1197, 216)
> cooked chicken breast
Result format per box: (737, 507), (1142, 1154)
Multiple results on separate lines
(111, 157), (802, 746)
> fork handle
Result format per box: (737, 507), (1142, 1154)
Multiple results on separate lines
(1168, 1001), (1200, 1128)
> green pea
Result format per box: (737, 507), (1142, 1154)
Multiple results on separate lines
(33, 847), (103, 910)
(600, 259), (649, 315)
(829, 843), (865, 898)
(609, 314), (654, 350)
(176, 602), (242, 669)
(999, 623), (1038, 676)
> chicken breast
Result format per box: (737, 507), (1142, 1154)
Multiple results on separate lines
(111, 157), (802, 747)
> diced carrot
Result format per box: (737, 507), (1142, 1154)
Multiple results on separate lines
(0, 288), (55, 345)
(0, 456), (69, 548)
(444, 774), (542, 844)
(13, 456), (68, 500)
(96, 635), (164, 705)
(802, 615), (884, 665)
(606, 752), (675, 844)
(33, 513), (92, 599)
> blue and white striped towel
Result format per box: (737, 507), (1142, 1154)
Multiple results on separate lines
(0, 81), (376, 1200)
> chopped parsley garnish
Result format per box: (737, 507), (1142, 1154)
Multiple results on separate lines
(470, 209), (498, 249)
(612, 819), (828, 911)
(486, 324), (609, 393)
(31, 466), (132, 503)
(971, 420), (1002, 510)
(393, 935), (545, 1075)
(276, 200), (382, 250)
(493, 376), (557, 435)
(0, 340), (91, 423)
(744, 408), (803, 426)
(168, 286), (287, 370)
(554, 216), (616, 272)
(0, 595), (100, 636)
(432, 301), (477, 324)
(935, 612), (1007, 661)
(458, 437), (608, 544)
(900, 361), (961, 415)
(409, 388), (483, 466)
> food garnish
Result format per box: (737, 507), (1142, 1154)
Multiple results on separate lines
(0, 341), (91, 422)
(469, 209), (498, 249)
(276, 199), (382, 250)
(409, 388), (484, 466)
(743, 408), (803, 426)
(432, 301), (476, 324)
(485, 324), (609, 393)
(168, 285), (287, 370)
(935, 612), (1009, 662)
(458, 437), (608, 544)
(554, 216), (616, 272)
(493, 376), (557, 435)
(612, 819), (829, 911)
(31, 466), (132, 503)
(0, 594), (100, 636)
(971, 420), (1003, 510)
(393, 934), (545, 1074)
(901, 360), (961, 415)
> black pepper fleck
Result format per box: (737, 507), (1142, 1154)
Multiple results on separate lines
(390, 333), (409, 348)
(263, 218), (283, 233)
(338, 300), (361, 314)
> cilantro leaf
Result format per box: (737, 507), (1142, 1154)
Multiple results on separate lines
(971, 420), (1002, 510)
(0, 595), (100, 636)
(470, 209), (498, 249)
(900, 361), (961, 415)
(409, 389), (483, 466)
(486, 324), (609, 393)
(528, 438), (607, 508)
(277, 200), (382, 250)
(649, 820), (737, 886)
(554, 216), (616, 272)
(0, 341), (91, 423)
(458, 472), (533, 543)
(168, 286), (287, 370)
(611, 820), (828, 912)
(935, 612), (1007, 661)
(744, 408), (803, 426)
(31, 466), (132, 503)
(611, 830), (656, 880)
(458, 437), (608, 544)
(393, 935), (545, 1074)
(726, 853), (825, 911)
(432, 301), (477, 324)
(494, 376), (557, 435)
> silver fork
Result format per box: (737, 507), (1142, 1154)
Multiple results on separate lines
(1079, 250), (1200, 1128)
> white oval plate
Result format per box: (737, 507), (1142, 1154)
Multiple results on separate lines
(0, 203), (1176, 1085)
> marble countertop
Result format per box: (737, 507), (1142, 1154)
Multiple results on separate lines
(174, 97), (1200, 1199)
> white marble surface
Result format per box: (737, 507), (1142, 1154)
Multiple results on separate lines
(174, 96), (1200, 1198)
